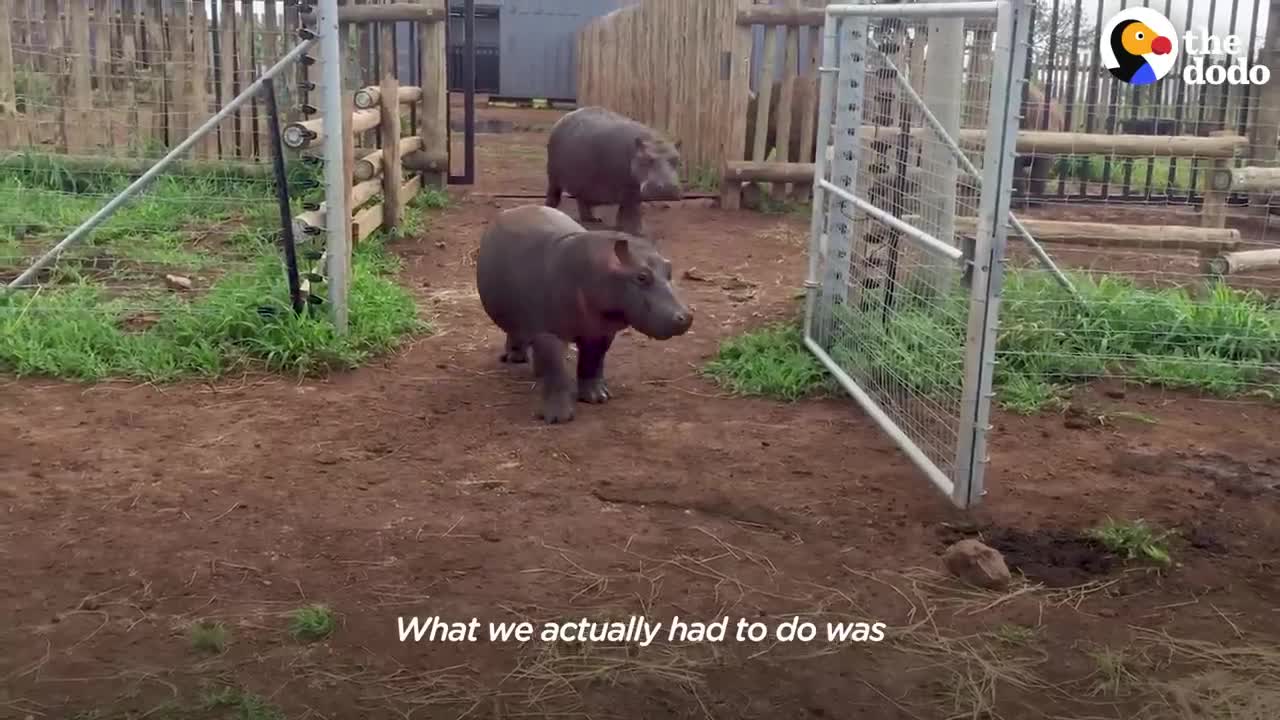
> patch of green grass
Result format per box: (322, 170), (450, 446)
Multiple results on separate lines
(189, 620), (229, 654)
(288, 604), (336, 642)
(702, 322), (832, 401)
(1052, 154), (1197, 192)
(200, 686), (286, 720)
(0, 154), (429, 382)
(1, 241), (424, 381)
(702, 270), (1280, 412)
(1087, 518), (1174, 566)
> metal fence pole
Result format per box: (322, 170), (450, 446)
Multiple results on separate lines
(2, 39), (317, 296)
(954, 0), (1031, 508)
(316, 0), (350, 334)
(803, 14), (840, 342)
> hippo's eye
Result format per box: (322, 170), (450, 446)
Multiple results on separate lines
(636, 270), (653, 286)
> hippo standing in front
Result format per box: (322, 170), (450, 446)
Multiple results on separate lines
(545, 106), (683, 237)
(475, 204), (694, 424)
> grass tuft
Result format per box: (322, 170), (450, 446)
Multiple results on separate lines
(1087, 518), (1174, 566)
(288, 604), (336, 642)
(702, 322), (832, 401)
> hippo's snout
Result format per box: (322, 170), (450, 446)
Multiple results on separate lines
(647, 304), (693, 340)
(673, 306), (693, 334)
(640, 181), (683, 202)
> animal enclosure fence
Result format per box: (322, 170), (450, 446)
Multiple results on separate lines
(805, 0), (1029, 509)
(2, 0), (450, 350)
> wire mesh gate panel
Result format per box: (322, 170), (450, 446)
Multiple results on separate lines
(804, 0), (1031, 510)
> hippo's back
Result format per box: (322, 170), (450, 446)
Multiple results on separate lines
(547, 107), (649, 202)
(476, 205), (586, 334)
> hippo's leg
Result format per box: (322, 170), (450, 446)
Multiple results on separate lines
(531, 334), (574, 424)
(615, 200), (643, 236)
(576, 197), (602, 224)
(575, 334), (615, 404)
(500, 333), (529, 364)
(546, 178), (562, 208)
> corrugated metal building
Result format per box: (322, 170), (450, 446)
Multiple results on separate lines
(398, 0), (634, 101)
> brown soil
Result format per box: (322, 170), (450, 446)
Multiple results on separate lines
(3, 97), (1279, 720)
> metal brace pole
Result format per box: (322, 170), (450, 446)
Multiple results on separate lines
(871, 47), (1079, 300)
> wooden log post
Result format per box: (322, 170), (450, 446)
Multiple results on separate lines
(44, 0), (63, 78)
(237, 0), (255, 159)
(0, 1), (15, 150)
(190, 1), (214, 159)
(418, 0), (447, 188)
(772, 0), (800, 199)
(167, 0), (192, 152)
(379, 21), (404, 234)
(720, 0), (755, 210)
(942, 217), (1242, 252)
(1202, 130), (1233, 230)
(353, 175), (422, 243)
(751, 22), (779, 195)
(1245, 0), (1280, 212)
(1228, 166), (1280, 193)
(219, 0), (236, 156)
(120, 0), (140, 155)
(1207, 248), (1280, 275)
(791, 5), (820, 201)
(283, 107), (382, 149)
(68, 1), (92, 154)
(354, 85), (424, 110)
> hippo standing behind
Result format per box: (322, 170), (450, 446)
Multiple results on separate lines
(475, 204), (694, 424)
(545, 106), (683, 237)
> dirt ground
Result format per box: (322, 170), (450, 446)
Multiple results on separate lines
(3, 98), (1279, 720)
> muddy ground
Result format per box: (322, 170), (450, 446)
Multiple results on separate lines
(2, 97), (1279, 720)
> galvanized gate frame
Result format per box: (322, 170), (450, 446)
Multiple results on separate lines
(802, 0), (1032, 510)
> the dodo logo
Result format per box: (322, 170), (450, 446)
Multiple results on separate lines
(1100, 8), (1177, 85)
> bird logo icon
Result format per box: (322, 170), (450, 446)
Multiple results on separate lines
(1101, 8), (1178, 85)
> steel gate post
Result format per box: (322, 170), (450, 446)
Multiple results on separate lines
(953, 0), (1032, 507)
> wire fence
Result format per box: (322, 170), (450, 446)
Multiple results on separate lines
(806, 4), (1025, 508)
(806, 1), (1279, 508)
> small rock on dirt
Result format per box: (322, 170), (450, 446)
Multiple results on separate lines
(164, 274), (193, 291)
(943, 539), (1012, 590)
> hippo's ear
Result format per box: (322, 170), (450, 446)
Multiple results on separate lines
(612, 237), (635, 268)
(673, 139), (683, 152)
(634, 136), (653, 156)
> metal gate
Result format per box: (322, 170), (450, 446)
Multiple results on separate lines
(804, 0), (1031, 509)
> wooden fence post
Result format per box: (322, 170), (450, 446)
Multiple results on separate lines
(721, 0), (753, 210)
(0, 1), (15, 150)
(418, 0), (447, 188)
(1246, 0), (1280, 212)
(380, 21), (403, 233)
(68, 0), (92, 154)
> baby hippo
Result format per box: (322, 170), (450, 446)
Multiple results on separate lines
(545, 106), (683, 237)
(475, 205), (694, 424)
